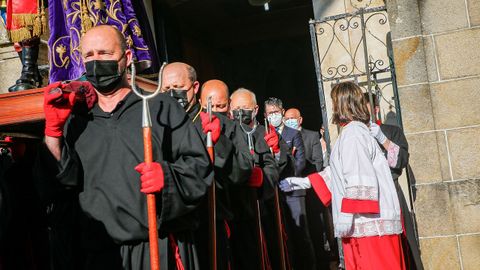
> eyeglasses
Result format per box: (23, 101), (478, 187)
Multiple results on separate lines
(266, 110), (282, 116)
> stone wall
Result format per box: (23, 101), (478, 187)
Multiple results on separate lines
(386, 0), (480, 269)
(313, 0), (479, 269)
(0, 44), (22, 94)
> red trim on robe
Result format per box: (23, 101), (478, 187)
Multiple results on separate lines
(308, 173), (332, 206)
(341, 198), (380, 214)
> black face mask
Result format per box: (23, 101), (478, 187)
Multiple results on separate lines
(232, 109), (254, 125)
(169, 89), (192, 109)
(85, 57), (125, 94)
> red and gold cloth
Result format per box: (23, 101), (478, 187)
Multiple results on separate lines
(6, 0), (46, 42)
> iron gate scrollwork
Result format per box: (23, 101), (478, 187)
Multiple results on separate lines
(309, 4), (403, 156)
(309, 2), (418, 244)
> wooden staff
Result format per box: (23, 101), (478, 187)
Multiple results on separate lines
(206, 96), (217, 270)
(131, 63), (167, 270)
(253, 189), (266, 270)
(265, 119), (288, 270)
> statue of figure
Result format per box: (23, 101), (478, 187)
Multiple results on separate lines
(5, 0), (46, 92)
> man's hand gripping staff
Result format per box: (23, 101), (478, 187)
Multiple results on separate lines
(263, 124), (280, 154)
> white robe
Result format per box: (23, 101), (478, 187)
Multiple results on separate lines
(319, 121), (402, 238)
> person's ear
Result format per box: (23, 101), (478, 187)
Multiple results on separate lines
(254, 105), (259, 116)
(299, 116), (303, 126)
(125, 49), (133, 67)
(193, 81), (200, 94)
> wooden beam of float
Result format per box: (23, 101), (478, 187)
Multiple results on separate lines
(0, 75), (159, 127)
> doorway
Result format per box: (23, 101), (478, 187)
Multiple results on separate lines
(151, 0), (322, 129)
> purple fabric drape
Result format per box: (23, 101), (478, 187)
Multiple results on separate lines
(48, 0), (152, 82)
(131, 0), (160, 75)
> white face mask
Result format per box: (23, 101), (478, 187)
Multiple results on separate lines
(284, 119), (299, 130)
(268, 113), (283, 127)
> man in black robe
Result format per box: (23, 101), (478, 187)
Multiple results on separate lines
(229, 88), (280, 270)
(365, 93), (424, 270)
(43, 25), (213, 270)
(160, 65), (254, 270)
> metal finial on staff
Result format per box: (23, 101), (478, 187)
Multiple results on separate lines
(131, 61), (167, 270)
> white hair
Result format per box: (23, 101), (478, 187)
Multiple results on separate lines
(230, 87), (257, 105)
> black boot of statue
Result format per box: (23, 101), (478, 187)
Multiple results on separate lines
(8, 37), (42, 92)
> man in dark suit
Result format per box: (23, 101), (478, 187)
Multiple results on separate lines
(264, 98), (315, 270)
(284, 108), (323, 175)
(284, 108), (337, 270)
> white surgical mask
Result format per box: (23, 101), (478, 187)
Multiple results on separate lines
(284, 119), (299, 130)
(268, 113), (283, 127)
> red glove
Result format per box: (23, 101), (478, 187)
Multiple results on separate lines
(63, 81), (97, 110)
(44, 82), (77, 137)
(264, 125), (280, 154)
(200, 112), (221, 145)
(248, 166), (263, 188)
(135, 162), (165, 194)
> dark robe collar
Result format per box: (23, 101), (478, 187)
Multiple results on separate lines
(91, 89), (141, 118)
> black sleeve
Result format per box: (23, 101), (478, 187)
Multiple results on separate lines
(55, 114), (85, 188)
(277, 140), (296, 179)
(209, 114), (254, 186)
(213, 134), (233, 169)
(260, 151), (280, 201)
(156, 98), (214, 225)
(292, 130), (306, 176)
(254, 133), (280, 201)
(310, 132), (324, 172)
(227, 123), (254, 185)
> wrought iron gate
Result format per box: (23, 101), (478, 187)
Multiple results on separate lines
(309, 2), (419, 243)
(309, 4), (402, 154)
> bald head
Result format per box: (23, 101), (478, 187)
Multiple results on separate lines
(284, 108), (303, 128)
(229, 88), (259, 126)
(230, 88), (257, 108)
(81, 25), (127, 57)
(162, 62), (197, 86)
(80, 25), (133, 96)
(200, 80), (229, 113)
(285, 108), (301, 119)
(161, 62), (200, 111)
